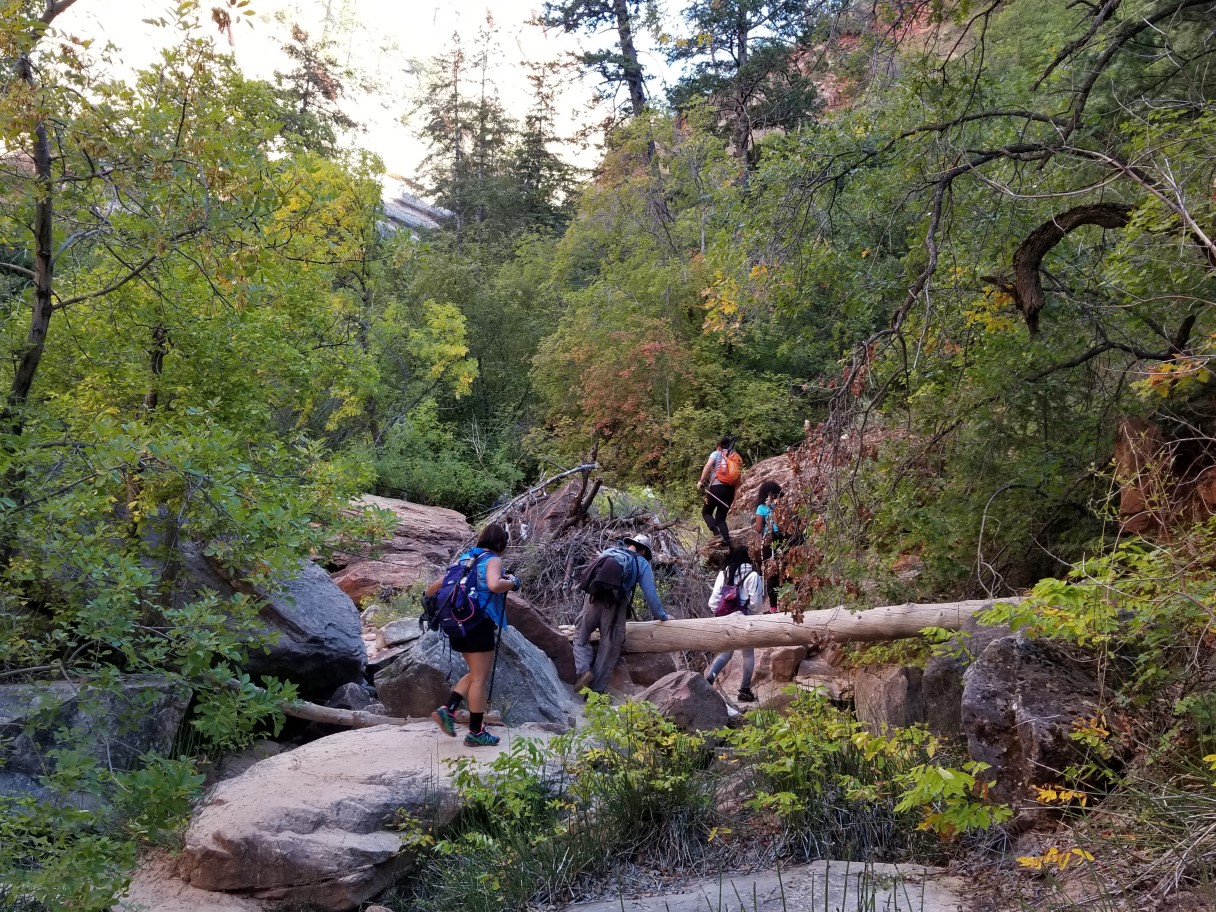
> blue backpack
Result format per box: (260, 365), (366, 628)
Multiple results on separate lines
(428, 551), (493, 637)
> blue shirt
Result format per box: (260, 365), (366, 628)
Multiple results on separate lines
(756, 503), (779, 537)
(606, 545), (669, 621)
(457, 547), (507, 628)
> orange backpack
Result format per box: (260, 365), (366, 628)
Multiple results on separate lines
(715, 450), (743, 486)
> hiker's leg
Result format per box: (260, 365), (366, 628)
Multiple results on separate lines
(706, 650), (734, 683)
(739, 648), (756, 690)
(701, 493), (718, 537)
(590, 601), (626, 692)
(463, 650), (495, 716)
(707, 483), (734, 543)
(572, 596), (603, 676)
(449, 672), (472, 702)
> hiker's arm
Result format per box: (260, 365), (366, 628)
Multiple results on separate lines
(697, 454), (716, 489)
(638, 563), (669, 621)
(753, 509), (765, 534)
(484, 556), (519, 593)
(745, 571), (766, 610)
(706, 571), (725, 612)
(424, 577), (442, 597)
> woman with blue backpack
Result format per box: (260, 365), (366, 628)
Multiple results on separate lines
(425, 523), (520, 747)
(703, 545), (765, 703)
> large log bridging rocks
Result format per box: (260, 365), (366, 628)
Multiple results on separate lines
(619, 598), (1018, 654)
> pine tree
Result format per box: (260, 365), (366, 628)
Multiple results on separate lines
(539, 0), (650, 119)
(273, 23), (359, 154)
(666, 0), (821, 168)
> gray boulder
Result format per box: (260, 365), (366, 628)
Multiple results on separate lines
(637, 671), (731, 732)
(179, 722), (559, 910)
(922, 619), (1013, 738)
(922, 656), (965, 738)
(961, 635), (1115, 810)
(375, 627), (578, 730)
(0, 675), (190, 800)
(177, 546), (365, 700)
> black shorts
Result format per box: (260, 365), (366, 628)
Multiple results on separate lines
(447, 619), (498, 653)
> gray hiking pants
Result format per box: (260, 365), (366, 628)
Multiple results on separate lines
(707, 647), (755, 690)
(572, 594), (627, 693)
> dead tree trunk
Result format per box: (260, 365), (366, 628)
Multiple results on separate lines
(620, 598), (1017, 654)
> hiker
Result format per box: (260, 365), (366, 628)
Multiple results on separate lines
(704, 545), (765, 702)
(573, 534), (670, 693)
(426, 523), (520, 747)
(754, 480), (784, 611)
(697, 436), (742, 546)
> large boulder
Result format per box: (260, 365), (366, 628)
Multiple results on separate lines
(922, 619), (1013, 738)
(331, 495), (472, 603)
(177, 546), (365, 700)
(179, 722), (557, 911)
(637, 671), (731, 732)
(727, 453), (797, 524)
(375, 627), (578, 730)
(0, 675), (189, 800)
(961, 635), (1115, 810)
(507, 593), (577, 683)
(622, 652), (679, 687)
(852, 665), (924, 734)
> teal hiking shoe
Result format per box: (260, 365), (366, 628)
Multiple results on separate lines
(464, 728), (500, 747)
(431, 706), (456, 737)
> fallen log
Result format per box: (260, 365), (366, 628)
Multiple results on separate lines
(619, 598), (1018, 654)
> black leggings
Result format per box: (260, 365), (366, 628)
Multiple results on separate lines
(702, 483), (735, 544)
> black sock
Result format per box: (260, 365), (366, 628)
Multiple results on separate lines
(446, 691), (463, 712)
(469, 711), (484, 733)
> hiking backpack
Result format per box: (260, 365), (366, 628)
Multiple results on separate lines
(578, 548), (640, 614)
(713, 569), (755, 617)
(425, 551), (493, 637)
(715, 450), (743, 486)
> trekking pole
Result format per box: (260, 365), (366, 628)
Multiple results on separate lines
(485, 613), (506, 708)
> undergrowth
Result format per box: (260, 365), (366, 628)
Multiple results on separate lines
(388, 691), (1010, 912)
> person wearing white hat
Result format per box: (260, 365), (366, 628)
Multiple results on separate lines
(573, 534), (670, 693)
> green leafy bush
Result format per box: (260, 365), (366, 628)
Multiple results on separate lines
(373, 399), (524, 515)
(724, 692), (1009, 859)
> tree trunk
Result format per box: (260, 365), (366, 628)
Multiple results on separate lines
(613, 0), (646, 117)
(619, 598), (1017, 654)
(732, 16), (752, 170)
(5, 82), (54, 432)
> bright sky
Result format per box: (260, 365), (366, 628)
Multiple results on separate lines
(57, 0), (678, 185)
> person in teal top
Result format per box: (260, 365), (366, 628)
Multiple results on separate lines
(426, 523), (520, 747)
(754, 480), (784, 611)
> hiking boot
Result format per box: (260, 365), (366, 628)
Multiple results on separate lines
(737, 688), (757, 703)
(573, 670), (594, 691)
(464, 728), (500, 747)
(431, 706), (456, 737)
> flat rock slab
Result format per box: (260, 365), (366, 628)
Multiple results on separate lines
(568, 861), (964, 912)
(174, 722), (557, 911)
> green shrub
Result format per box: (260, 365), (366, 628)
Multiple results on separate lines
(724, 691), (1009, 860)
(373, 399), (524, 516)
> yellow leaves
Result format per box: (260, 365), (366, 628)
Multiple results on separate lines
(1034, 785), (1088, 806)
(963, 286), (1017, 334)
(1132, 357), (1212, 401)
(1017, 846), (1094, 871)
